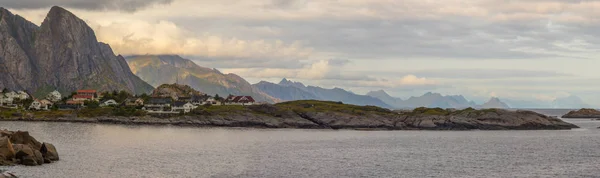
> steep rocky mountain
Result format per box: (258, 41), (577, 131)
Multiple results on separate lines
(367, 91), (475, 109)
(0, 6), (153, 96)
(478, 97), (510, 109)
(254, 79), (391, 108)
(126, 55), (278, 102)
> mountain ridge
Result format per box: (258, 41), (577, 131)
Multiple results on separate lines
(254, 79), (392, 108)
(126, 55), (278, 103)
(0, 6), (153, 96)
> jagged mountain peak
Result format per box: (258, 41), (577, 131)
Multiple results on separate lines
(367, 90), (393, 98)
(479, 97), (510, 109)
(278, 78), (306, 88)
(422, 92), (443, 98)
(0, 6), (153, 96)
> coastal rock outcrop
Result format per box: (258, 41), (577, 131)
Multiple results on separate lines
(0, 100), (579, 131)
(562, 109), (600, 118)
(0, 130), (59, 166)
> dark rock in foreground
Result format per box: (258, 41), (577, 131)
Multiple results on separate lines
(562, 109), (600, 118)
(0, 130), (59, 166)
(0, 171), (17, 178)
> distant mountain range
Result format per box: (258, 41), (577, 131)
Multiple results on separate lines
(125, 55), (278, 102)
(502, 95), (591, 109)
(254, 79), (392, 108)
(0, 6), (153, 96)
(366, 90), (508, 109)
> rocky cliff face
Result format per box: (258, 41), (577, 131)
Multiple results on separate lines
(0, 6), (153, 96)
(126, 55), (278, 102)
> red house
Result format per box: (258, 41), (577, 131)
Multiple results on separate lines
(73, 89), (97, 101)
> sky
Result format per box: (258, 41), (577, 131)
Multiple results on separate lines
(4, 0), (600, 106)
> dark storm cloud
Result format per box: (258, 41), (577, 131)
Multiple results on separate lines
(0, 0), (173, 12)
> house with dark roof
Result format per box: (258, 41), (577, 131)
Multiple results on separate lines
(190, 95), (211, 105)
(224, 95), (256, 105)
(143, 97), (173, 112)
(123, 98), (144, 106)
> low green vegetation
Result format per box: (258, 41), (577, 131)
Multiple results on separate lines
(274, 100), (395, 116)
(77, 108), (114, 117)
(191, 104), (250, 116)
(34, 110), (73, 118)
(0, 108), (18, 119)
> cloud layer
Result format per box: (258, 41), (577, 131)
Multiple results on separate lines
(1, 0), (172, 12)
(7, 0), (600, 106)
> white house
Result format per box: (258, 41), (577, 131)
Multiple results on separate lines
(172, 101), (196, 113)
(29, 99), (53, 110)
(0, 95), (13, 106)
(202, 97), (221, 105)
(4, 91), (17, 99)
(46, 90), (62, 102)
(16, 91), (29, 100)
(100, 99), (118, 107)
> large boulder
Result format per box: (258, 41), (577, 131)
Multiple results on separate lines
(41, 142), (59, 162)
(0, 137), (15, 161)
(13, 144), (42, 166)
(0, 171), (17, 178)
(9, 131), (42, 150)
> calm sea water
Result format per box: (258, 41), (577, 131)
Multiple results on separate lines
(1, 115), (599, 177)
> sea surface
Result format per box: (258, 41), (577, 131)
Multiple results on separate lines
(1, 110), (599, 178)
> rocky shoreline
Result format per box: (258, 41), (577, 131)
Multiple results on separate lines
(562, 108), (600, 118)
(0, 130), (59, 166)
(1, 106), (579, 131)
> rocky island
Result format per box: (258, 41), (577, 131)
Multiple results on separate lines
(0, 130), (59, 166)
(562, 108), (600, 118)
(0, 100), (578, 130)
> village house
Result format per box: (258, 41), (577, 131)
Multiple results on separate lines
(172, 101), (196, 113)
(4, 91), (18, 99)
(16, 91), (30, 100)
(29, 99), (53, 111)
(203, 97), (221, 105)
(72, 90), (97, 101)
(46, 90), (62, 102)
(225, 96), (256, 105)
(123, 98), (144, 107)
(143, 98), (172, 112)
(190, 95), (209, 106)
(0, 95), (13, 106)
(100, 99), (118, 107)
